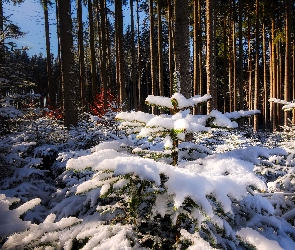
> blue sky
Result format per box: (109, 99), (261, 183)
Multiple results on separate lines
(4, 1), (136, 58)
(4, 0), (58, 57)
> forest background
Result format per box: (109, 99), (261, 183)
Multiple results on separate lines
(0, 0), (294, 131)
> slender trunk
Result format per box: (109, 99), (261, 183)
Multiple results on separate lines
(174, 0), (191, 98)
(0, 0), (4, 67)
(130, 0), (137, 110)
(262, 21), (268, 130)
(238, 0), (244, 111)
(136, 0), (142, 110)
(44, 0), (54, 108)
(77, 0), (86, 111)
(253, 0), (259, 131)
(88, 0), (97, 100)
(223, 17), (227, 112)
(228, 6), (233, 112)
(271, 18), (278, 130)
(57, 0), (78, 128)
(149, 0), (156, 98)
(115, 0), (125, 108)
(247, 17), (252, 114)
(167, 0), (173, 97)
(284, 0), (291, 125)
(157, 0), (163, 98)
(99, 0), (108, 109)
(233, 0), (237, 111)
(55, 0), (62, 107)
(206, 0), (217, 112)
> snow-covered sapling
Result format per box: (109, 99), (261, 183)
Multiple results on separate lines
(116, 93), (260, 165)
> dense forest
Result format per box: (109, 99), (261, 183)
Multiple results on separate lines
(1, 0), (294, 130)
(3, 1), (295, 249)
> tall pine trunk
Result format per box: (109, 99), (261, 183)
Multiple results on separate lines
(174, 0), (191, 98)
(284, 0), (291, 125)
(253, 0), (259, 131)
(43, 0), (54, 108)
(57, 0), (78, 128)
(206, 0), (217, 112)
(88, 0), (97, 100)
(77, 0), (86, 111)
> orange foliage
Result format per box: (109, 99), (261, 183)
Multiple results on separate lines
(44, 107), (63, 120)
(90, 89), (121, 117)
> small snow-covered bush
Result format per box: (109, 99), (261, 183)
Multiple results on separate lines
(57, 140), (295, 249)
(116, 93), (260, 165)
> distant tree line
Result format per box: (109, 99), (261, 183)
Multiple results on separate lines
(1, 0), (295, 131)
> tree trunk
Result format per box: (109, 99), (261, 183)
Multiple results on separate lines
(88, 0), (97, 100)
(271, 17), (278, 131)
(284, 0), (291, 125)
(99, 0), (108, 110)
(238, 0), (243, 111)
(193, 0), (202, 114)
(262, 20), (268, 130)
(136, 0), (142, 110)
(157, 0), (163, 98)
(0, 0), (4, 67)
(115, 0), (126, 108)
(253, 0), (259, 131)
(57, 0), (78, 128)
(130, 0), (137, 110)
(174, 0), (191, 98)
(206, 0), (217, 112)
(149, 0), (157, 104)
(232, 0), (237, 111)
(44, 0), (54, 108)
(77, 0), (86, 111)
(167, 0), (173, 97)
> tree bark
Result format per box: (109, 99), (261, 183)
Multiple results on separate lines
(157, 0), (163, 98)
(88, 0), (97, 100)
(77, 0), (86, 111)
(115, 0), (126, 108)
(174, 0), (191, 98)
(57, 0), (78, 128)
(284, 0), (291, 125)
(206, 0), (217, 112)
(42, 0), (54, 108)
(130, 0), (137, 110)
(253, 0), (259, 131)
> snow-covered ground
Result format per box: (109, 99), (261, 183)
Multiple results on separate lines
(1, 94), (295, 249)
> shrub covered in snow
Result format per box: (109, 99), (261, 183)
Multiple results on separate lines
(116, 93), (260, 165)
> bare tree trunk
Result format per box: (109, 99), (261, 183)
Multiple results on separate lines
(88, 0), (97, 100)
(0, 0), (4, 68)
(130, 0), (137, 110)
(99, 0), (108, 110)
(167, 0), (173, 97)
(149, 0), (157, 101)
(271, 18), (278, 131)
(174, 0), (191, 98)
(115, 0), (126, 108)
(232, 0), (237, 111)
(157, 0), (163, 98)
(262, 20), (268, 130)
(238, 0), (244, 111)
(57, 0), (78, 128)
(44, 0), (54, 108)
(77, 0), (86, 111)
(284, 0), (291, 125)
(206, 0), (217, 112)
(253, 0), (259, 131)
(136, 0), (142, 110)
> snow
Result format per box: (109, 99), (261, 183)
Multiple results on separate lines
(145, 93), (212, 109)
(237, 227), (283, 250)
(2, 93), (295, 249)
